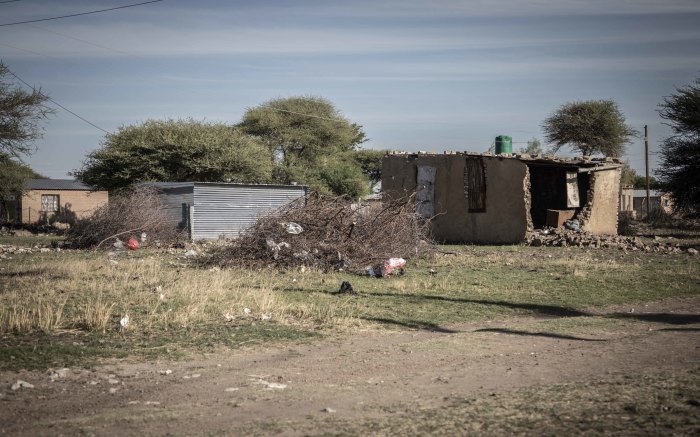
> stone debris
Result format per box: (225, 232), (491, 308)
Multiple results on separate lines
(525, 227), (694, 254)
(11, 380), (34, 390)
(48, 368), (70, 382)
(158, 369), (173, 376)
(249, 377), (287, 390)
(0, 244), (59, 256)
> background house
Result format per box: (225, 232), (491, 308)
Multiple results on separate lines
(143, 182), (307, 240)
(383, 152), (621, 244)
(633, 189), (673, 218)
(14, 179), (108, 225)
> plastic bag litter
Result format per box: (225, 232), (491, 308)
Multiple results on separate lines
(127, 237), (140, 250)
(380, 258), (406, 277)
(564, 219), (580, 232)
(283, 222), (303, 234)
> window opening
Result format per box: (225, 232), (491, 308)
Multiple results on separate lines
(41, 194), (59, 212)
(464, 157), (486, 212)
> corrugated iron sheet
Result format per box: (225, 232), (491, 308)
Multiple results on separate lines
(191, 184), (306, 240)
(150, 185), (194, 235)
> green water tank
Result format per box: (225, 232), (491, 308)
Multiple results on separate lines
(495, 135), (512, 154)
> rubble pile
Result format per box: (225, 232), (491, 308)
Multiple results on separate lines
(214, 194), (433, 273)
(525, 227), (696, 254)
(0, 244), (57, 257)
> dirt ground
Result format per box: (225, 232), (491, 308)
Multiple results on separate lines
(1, 297), (699, 436)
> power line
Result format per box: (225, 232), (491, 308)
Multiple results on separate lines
(0, 42), (57, 58)
(27, 24), (143, 58)
(0, 0), (165, 27)
(6, 68), (111, 134)
(0, 0), (22, 4)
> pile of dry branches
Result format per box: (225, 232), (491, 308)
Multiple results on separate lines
(216, 194), (433, 273)
(67, 186), (183, 248)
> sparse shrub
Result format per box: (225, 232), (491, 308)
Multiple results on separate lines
(618, 211), (636, 236)
(644, 208), (675, 227)
(66, 186), (183, 248)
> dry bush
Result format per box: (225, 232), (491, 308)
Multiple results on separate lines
(618, 211), (636, 236)
(213, 193), (433, 273)
(66, 186), (183, 248)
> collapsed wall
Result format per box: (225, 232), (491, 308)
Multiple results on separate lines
(578, 168), (621, 235)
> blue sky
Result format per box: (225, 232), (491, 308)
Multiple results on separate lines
(1, 0), (699, 178)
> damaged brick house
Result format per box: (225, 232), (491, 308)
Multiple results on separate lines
(382, 152), (621, 244)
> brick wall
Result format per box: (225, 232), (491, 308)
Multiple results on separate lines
(21, 189), (108, 224)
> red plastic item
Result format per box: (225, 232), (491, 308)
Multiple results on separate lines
(127, 237), (140, 251)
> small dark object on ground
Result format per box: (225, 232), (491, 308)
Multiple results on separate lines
(338, 281), (354, 294)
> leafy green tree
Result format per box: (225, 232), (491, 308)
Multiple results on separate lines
(0, 154), (42, 221)
(620, 161), (637, 187)
(318, 158), (370, 198)
(519, 138), (542, 155)
(633, 175), (659, 190)
(75, 119), (273, 191)
(238, 96), (368, 195)
(0, 61), (54, 157)
(656, 76), (700, 213)
(353, 148), (388, 188)
(542, 100), (637, 157)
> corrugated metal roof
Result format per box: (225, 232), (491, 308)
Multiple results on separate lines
(26, 179), (97, 191)
(633, 189), (663, 198)
(139, 181), (308, 190)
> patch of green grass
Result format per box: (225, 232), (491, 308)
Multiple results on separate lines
(235, 368), (700, 436)
(281, 245), (699, 331)
(0, 323), (317, 371)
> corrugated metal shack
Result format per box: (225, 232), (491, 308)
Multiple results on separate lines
(142, 182), (307, 240)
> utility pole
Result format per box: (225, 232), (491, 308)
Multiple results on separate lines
(644, 125), (650, 218)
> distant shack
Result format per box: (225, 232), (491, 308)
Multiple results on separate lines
(382, 152), (621, 244)
(141, 182), (307, 240)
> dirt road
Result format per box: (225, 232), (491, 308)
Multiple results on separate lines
(2, 298), (699, 436)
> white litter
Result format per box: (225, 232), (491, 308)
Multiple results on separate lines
(249, 377), (287, 390)
(284, 222), (303, 234)
(49, 368), (69, 382)
(11, 380), (34, 390)
(158, 369), (173, 376)
(119, 314), (129, 332)
(261, 314), (272, 321)
(243, 308), (252, 315)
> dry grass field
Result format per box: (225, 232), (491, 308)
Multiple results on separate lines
(0, 233), (699, 435)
